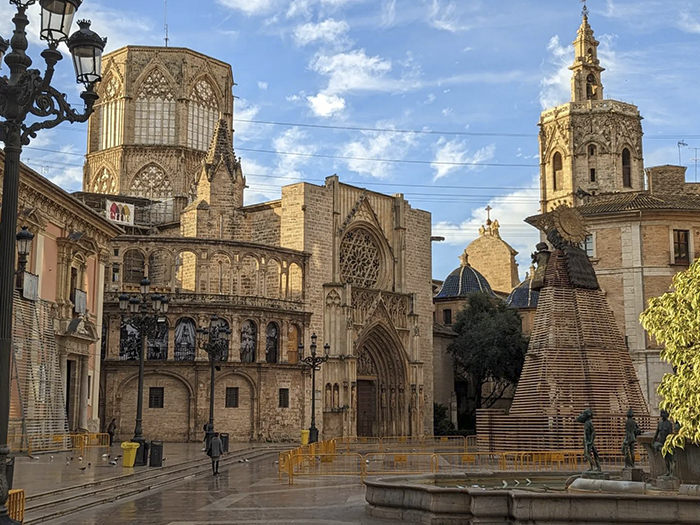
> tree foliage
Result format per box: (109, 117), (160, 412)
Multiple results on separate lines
(447, 292), (528, 419)
(640, 259), (700, 452)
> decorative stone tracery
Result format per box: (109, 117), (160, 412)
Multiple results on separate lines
(89, 168), (117, 194)
(130, 164), (173, 200)
(339, 227), (381, 288)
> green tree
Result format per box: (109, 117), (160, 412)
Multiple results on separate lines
(640, 259), (700, 452)
(447, 292), (528, 427)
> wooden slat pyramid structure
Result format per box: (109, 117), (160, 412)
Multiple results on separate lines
(477, 207), (650, 452)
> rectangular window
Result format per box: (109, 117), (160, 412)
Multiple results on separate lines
(112, 263), (120, 283)
(443, 309), (452, 325)
(149, 387), (164, 409)
(278, 388), (289, 408)
(225, 387), (239, 408)
(589, 168), (596, 182)
(583, 234), (594, 257)
(673, 229), (690, 264)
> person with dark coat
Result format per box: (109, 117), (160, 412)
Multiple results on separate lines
(206, 432), (223, 475)
(107, 418), (116, 446)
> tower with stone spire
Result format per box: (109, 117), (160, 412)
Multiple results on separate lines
(538, 9), (644, 212)
(179, 119), (245, 239)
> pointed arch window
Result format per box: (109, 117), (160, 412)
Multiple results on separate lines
(99, 76), (123, 150)
(90, 167), (117, 194)
(587, 145), (597, 183)
(552, 152), (563, 191)
(130, 164), (173, 200)
(187, 79), (219, 151)
(135, 69), (176, 145)
(622, 148), (632, 188)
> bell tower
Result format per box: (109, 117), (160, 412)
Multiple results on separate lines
(538, 8), (644, 213)
(569, 9), (604, 102)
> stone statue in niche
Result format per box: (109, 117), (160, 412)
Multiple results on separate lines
(265, 323), (278, 363)
(240, 320), (256, 363)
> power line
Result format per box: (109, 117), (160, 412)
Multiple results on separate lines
(236, 147), (538, 167)
(236, 119), (533, 138)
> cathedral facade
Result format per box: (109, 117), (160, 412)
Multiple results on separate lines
(79, 46), (433, 442)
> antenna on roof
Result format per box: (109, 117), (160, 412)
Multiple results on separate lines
(164, 0), (169, 47)
(678, 140), (688, 165)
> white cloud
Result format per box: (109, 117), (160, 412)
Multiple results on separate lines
(257, 81), (268, 90)
(340, 125), (417, 177)
(77, 5), (156, 51)
(678, 11), (700, 34)
(431, 139), (496, 181)
(307, 49), (400, 117)
(286, 0), (359, 19)
(306, 93), (346, 117)
(381, 0), (397, 26)
(293, 18), (350, 47)
(272, 127), (317, 175)
(428, 0), (470, 32)
(539, 35), (570, 109)
(233, 99), (261, 142)
(310, 49), (393, 94)
(432, 174), (541, 272)
(216, 0), (276, 16)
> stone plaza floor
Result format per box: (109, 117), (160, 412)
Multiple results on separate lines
(53, 455), (386, 524)
(14, 443), (389, 524)
(15, 442), (252, 497)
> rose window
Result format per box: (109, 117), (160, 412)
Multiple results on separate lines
(339, 227), (381, 288)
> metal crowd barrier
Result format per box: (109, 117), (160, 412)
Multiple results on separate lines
(27, 432), (110, 455)
(8, 489), (24, 522)
(279, 439), (648, 485)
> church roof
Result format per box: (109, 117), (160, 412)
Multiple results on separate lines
(506, 274), (539, 309)
(435, 250), (495, 299)
(577, 191), (700, 215)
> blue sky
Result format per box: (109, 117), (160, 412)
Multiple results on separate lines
(2, 0), (700, 283)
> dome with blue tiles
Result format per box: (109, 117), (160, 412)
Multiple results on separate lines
(506, 266), (539, 309)
(435, 250), (495, 299)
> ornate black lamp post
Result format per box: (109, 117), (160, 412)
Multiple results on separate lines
(0, 2), (105, 522)
(118, 278), (168, 466)
(298, 333), (329, 444)
(197, 315), (230, 446)
(14, 226), (33, 288)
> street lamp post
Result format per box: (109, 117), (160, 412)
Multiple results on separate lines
(298, 333), (329, 444)
(197, 315), (230, 447)
(118, 278), (168, 466)
(14, 226), (33, 288)
(0, 2), (105, 522)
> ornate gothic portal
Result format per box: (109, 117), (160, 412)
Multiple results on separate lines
(355, 324), (409, 437)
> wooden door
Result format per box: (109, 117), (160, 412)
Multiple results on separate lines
(357, 380), (376, 437)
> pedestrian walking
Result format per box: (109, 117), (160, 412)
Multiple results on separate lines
(107, 418), (116, 446)
(206, 432), (223, 475)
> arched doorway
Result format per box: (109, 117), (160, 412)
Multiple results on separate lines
(355, 323), (409, 437)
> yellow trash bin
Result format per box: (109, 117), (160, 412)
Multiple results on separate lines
(121, 441), (140, 467)
(300, 429), (310, 445)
